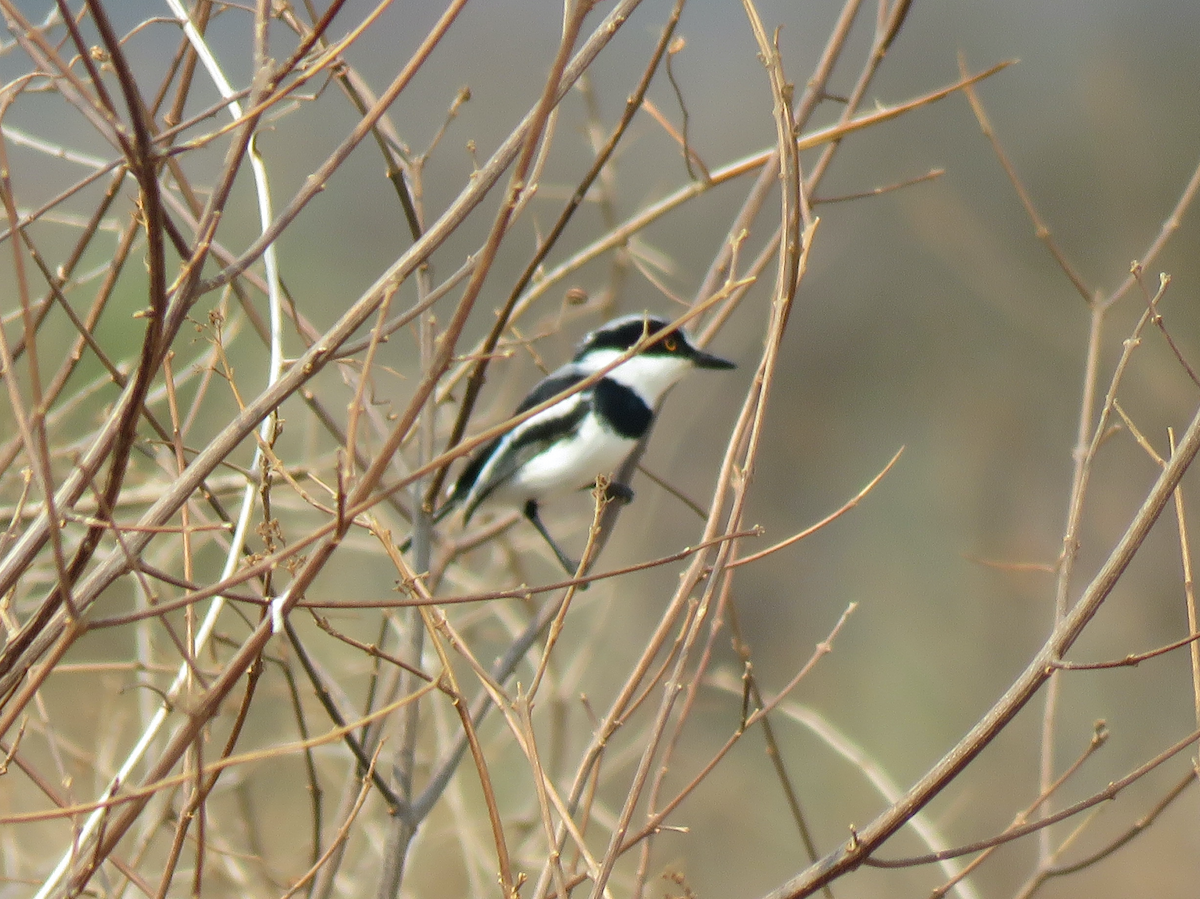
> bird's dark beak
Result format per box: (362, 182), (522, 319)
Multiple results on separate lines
(692, 348), (736, 370)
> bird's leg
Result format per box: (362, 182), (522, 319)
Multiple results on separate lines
(524, 500), (580, 576)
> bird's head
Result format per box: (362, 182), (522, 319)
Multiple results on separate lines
(573, 313), (736, 406)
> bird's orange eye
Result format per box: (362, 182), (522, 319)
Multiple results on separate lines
(663, 336), (678, 352)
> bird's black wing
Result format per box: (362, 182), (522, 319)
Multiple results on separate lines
(448, 369), (590, 519)
(463, 391), (592, 519)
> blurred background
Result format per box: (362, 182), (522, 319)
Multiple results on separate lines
(3, 1), (1200, 897)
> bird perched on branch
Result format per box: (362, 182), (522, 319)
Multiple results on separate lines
(430, 312), (736, 574)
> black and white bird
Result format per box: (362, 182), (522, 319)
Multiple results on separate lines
(434, 313), (736, 574)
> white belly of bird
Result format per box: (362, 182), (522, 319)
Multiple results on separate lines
(494, 415), (636, 507)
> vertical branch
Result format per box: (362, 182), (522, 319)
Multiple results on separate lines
(1038, 303), (1104, 859)
(374, 313), (434, 899)
(80, 0), (168, 505)
(1168, 428), (1200, 731)
(377, 4), (597, 894)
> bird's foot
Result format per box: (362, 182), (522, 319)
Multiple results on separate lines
(602, 481), (634, 505)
